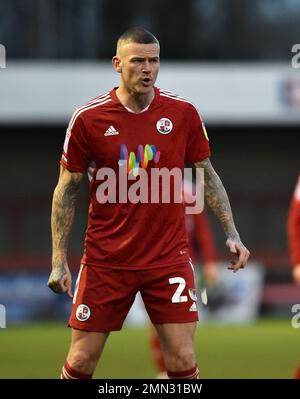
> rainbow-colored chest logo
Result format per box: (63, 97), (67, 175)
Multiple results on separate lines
(118, 144), (160, 176)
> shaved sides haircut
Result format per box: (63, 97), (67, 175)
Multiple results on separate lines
(117, 27), (159, 54)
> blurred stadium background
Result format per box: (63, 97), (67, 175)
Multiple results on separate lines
(0, 0), (300, 378)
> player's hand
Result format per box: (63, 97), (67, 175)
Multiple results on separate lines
(226, 237), (250, 273)
(293, 264), (300, 286)
(48, 261), (73, 298)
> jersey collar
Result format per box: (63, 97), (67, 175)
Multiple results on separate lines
(110, 87), (160, 113)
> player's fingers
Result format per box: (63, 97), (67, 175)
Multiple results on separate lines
(48, 279), (64, 294)
(238, 248), (250, 269)
(61, 275), (73, 298)
(227, 243), (250, 272)
(227, 241), (237, 254)
(66, 280), (73, 299)
(244, 248), (250, 265)
(227, 259), (238, 271)
(62, 275), (73, 298)
(227, 260), (240, 272)
(58, 281), (67, 294)
(234, 250), (244, 271)
(228, 251), (244, 272)
(236, 248), (250, 270)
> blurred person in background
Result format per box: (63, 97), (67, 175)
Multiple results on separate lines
(151, 195), (218, 378)
(47, 27), (249, 380)
(287, 174), (300, 379)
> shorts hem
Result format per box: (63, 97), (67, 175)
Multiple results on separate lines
(68, 323), (123, 333)
(149, 317), (199, 325)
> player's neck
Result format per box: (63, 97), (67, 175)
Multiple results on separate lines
(115, 86), (155, 113)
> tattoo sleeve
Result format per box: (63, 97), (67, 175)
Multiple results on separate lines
(194, 158), (239, 240)
(51, 170), (82, 269)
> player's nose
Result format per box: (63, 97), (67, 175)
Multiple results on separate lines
(141, 61), (151, 73)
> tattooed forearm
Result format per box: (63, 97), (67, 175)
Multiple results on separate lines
(51, 171), (82, 269)
(194, 158), (239, 240)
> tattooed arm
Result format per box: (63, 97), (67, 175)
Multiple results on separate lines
(48, 166), (84, 297)
(194, 158), (250, 272)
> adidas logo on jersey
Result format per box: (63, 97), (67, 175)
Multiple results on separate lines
(189, 302), (197, 312)
(104, 125), (119, 136)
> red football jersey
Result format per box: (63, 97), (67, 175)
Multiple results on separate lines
(287, 175), (300, 267)
(60, 87), (211, 270)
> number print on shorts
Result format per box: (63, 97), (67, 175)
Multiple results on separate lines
(169, 277), (188, 303)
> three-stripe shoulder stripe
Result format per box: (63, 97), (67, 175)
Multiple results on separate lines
(68, 93), (111, 130)
(71, 92), (110, 123)
(159, 89), (194, 107)
(68, 93), (112, 132)
(86, 91), (110, 105)
(160, 89), (188, 100)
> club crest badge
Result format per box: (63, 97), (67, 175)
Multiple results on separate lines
(156, 118), (173, 135)
(76, 304), (91, 321)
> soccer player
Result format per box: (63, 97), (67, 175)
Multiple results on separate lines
(48, 27), (250, 380)
(287, 174), (300, 379)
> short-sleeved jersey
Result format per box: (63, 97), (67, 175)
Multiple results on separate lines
(287, 175), (300, 267)
(61, 87), (211, 270)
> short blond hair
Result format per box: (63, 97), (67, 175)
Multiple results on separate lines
(117, 27), (159, 53)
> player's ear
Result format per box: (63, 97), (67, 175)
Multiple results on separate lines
(112, 56), (122, 73)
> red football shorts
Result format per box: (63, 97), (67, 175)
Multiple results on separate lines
(69, 261), (199, 332)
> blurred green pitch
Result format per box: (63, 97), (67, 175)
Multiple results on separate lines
(0, 319), (299, 379)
